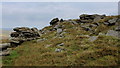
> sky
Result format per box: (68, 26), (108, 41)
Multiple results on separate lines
(1, 2), (118, 29)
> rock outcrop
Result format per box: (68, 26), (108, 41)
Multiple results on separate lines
(10, 27), (41, 46)
(0, 43), (11, 56)
(50, 18), (59, 25)
(79, 14), (106, 23)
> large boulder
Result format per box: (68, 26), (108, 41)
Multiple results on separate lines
(50, 18), (59, 25)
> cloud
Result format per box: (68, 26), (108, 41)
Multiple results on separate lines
(2, 2), (118, 29)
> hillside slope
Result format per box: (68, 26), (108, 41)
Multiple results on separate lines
(3, 14), (120, 66)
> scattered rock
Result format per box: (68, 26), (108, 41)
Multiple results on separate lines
(57, 28), (63, 34)
(106, 30), (118, 38)
(93, 16), (102, 22)
(115, 26), (120, 31)
(55, 48), (63, 52)
(69, 21), (78, 25)
(103, 22), (109, 25)
(0, 50), (10, 56)
(81, 35), (90, 38)
(45, 45), (51, 48)
(98, 33), (105, 36)
(60, 19), (64, 22)
(80, 20), (93, 23)
(108, 18), (118, 25)
(50, 18), (59, 25)
(88, 36), (98, 42)
(89, 24), (97, 28)
(36, 39), (44, 42)
(57, 43), (64, 46)
(83, 27), (91, 31)
(54, 25), (62, 29)
(31, 27), (42, 36)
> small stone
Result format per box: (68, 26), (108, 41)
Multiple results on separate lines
(57, 43), (64, 46)
(115, 26), (120, 31)
(55, 48), (62, 52)
(45, 45), (51, 48)
(88, 36), (98, 42)
(98, 33), (105, 36)
(54, 25), (62, 29)
(103, 22), (109, 25)
(36, 39), (43, 42)
(57, 28), (63, 34)
(89, 24), (97, 28)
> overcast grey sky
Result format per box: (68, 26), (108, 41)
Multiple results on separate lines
(2, 2), (118, 29)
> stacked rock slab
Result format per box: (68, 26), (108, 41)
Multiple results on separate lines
(10, 27), (41, 46)
(79, 14), (106, 23)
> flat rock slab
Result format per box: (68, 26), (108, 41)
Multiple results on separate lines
(88, 36), (98, 42)
(0, 43), (10, 50)
(106, 30), (119, 38)
(0, 50), (10, 56)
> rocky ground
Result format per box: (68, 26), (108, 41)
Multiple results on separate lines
(1, 14), (120, 66)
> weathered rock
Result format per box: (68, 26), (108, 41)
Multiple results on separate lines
(0, 50), (10, 56)
(60, 19), (64, 22)
(36, 38), (46, 42)
(69, 21), (78, 25)
(80, 35), (90, 38)
(93, 22), (100, 26)
(45, 45), (51, 48)
(88, 36), (98, 42)
(98, 33), (105, 36)
(93, 16), (102, 22)
(108, 18), (118, 26)
(79, 14), (106, 21)
(0, 43), (10, 51)
(57, 43), (64, 46)
(89, 24), (97, 28)
(80, 20), (93, 23)
(10, 32), (19, 37)
(31, 27), (41, 36)
(115, 26), (120, 31)
(55, 48), (62, 52)
(82, 26), (91, 31)
(10, 27), (40, 46)
(103, 22), (109, 25)
(57, 28), (63, 34)
(106, 30), (118, 38)
(54, 25), (62, 29)
(50, 18), (59, 25)
(13, 27), (31, 32)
